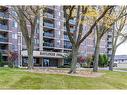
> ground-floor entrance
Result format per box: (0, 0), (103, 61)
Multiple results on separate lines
(22, 57), (64, 67)
(43, 58), (58, 67)
(22, 57), (42, 67)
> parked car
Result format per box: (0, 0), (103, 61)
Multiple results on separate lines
(106, 62), (117, 67)
(113, 63), (117, 67)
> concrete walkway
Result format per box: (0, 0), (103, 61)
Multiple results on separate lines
(98, 67), (127, 72)
(113, 69), (127, 72)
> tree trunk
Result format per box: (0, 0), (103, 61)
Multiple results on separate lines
(13, 62), (15, 68)
(109, 48), (116, 71)
(68, 47), (78, 74)
(27, 40), (34, 70)
(93, 38), (101, 72)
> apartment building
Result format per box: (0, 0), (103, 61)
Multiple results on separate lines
(0, 6), (19, 63)
(21, 6), (67, 67)
(0, 6), (109, 67)
(20, 6), (109, 67)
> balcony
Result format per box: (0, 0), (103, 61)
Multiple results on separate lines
(0, 12), (9, 19)
(64, 26), (66, 30)
(44, 13), (54, 18)
(64, 45), (72, 49)
(43, 32), (54, 37)
(43, 22), (54, 28)
(108, 32), (113, 36)
(108, 51), (112, 54)
(0, 37), (8, 42)
(69, 19), (76, 24)
(107, 38), (112, 42)
(107, 45), (112, 48)
(0, 24), (8, 30)
(0, 49), (8, 54)
(55, 45), (63, 48)
(43, 42), (54, 47)
(64, 27), (75, 33)
(47, 6), (55, 10)
(64, 35), (69, 40)
(70, 28), (75, 32)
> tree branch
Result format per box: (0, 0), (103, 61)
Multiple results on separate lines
(78, 6), (114, 45)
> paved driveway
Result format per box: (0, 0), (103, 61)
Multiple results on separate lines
(115, 63), (127, 68)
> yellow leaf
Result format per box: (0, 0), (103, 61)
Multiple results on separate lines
(85, 10), (99, 17)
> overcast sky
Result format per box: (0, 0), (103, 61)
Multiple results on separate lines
(115, 42), (127, 55)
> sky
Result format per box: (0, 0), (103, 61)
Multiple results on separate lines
(116, 42), (127, 55)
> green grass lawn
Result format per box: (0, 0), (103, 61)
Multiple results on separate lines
(0, 67), (127, 89)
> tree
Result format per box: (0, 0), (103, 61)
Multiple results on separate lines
(103, 54), (109, 67)
(8, 51), (18, 68)
(10, 6), (43, 69)
(109, 9), (127, 71)
(0, 52), (3, 67)
(85, 54), (94, 68)
(98, 54), (104, 67)
(98, 54), (109, 67)
(63, 5), (114, 73)
(93, 6), (127, 72)
(78, 56), (85, 64)
(63, 52), (72, 64)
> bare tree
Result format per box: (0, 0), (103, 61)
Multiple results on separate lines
(10, 6), (43, 69)
(109, 15), (127, 71)
(63, 5), (113, 74)
(93, 6), (127, 72)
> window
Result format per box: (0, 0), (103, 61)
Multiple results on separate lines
(57, 40), (60, 44)
(12, 33), (17, 39)
(58, 31), (60, 35)
(12, 21), (17, 28)
(57, 21), (60, 26)
(34, 39), (39, 44)
(58, 12), (61, 16)
(12, 45), (17, 51)
(12, 11), (17, 16)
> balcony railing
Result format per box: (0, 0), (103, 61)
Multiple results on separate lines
(44, 13), (54, 18)
(108, 51), (112, 54)
(107, 38), (112, 42)
(64, 45), (72, 49)
(43, 32), (54, 37)
(0, 37), (8, 42)
(0, 24), (8, 30)
(0, 12), (9, 19)
(107, 45), (112, 48)
(47, 6), (55, 10)
(0, 49), (8, 54)
(43, 42), (54, 47)
(64, 26), (66, 30)
(69, 19), (76, 24)
(55, 45), (63, 48)
(43, 22), (54, 28)
(64, 27), (75, 32)
(70, 28), (75, 32)
(108, 32), (112, 36)
(64, 35), (69, 40)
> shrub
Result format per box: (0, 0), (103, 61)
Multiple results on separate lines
(3, 61), (13, 68)
(8, 51), (18, 68)
(82, 54), (109, 68)
(58, 64), (71, 68)
(98, 54), (109, 67)
(63, 53), (72, 64)
(84, 55), (94, 68)
(98, 54), (104, 67)
(103, 54), (109, 66)
(77, 56), (85, 63)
